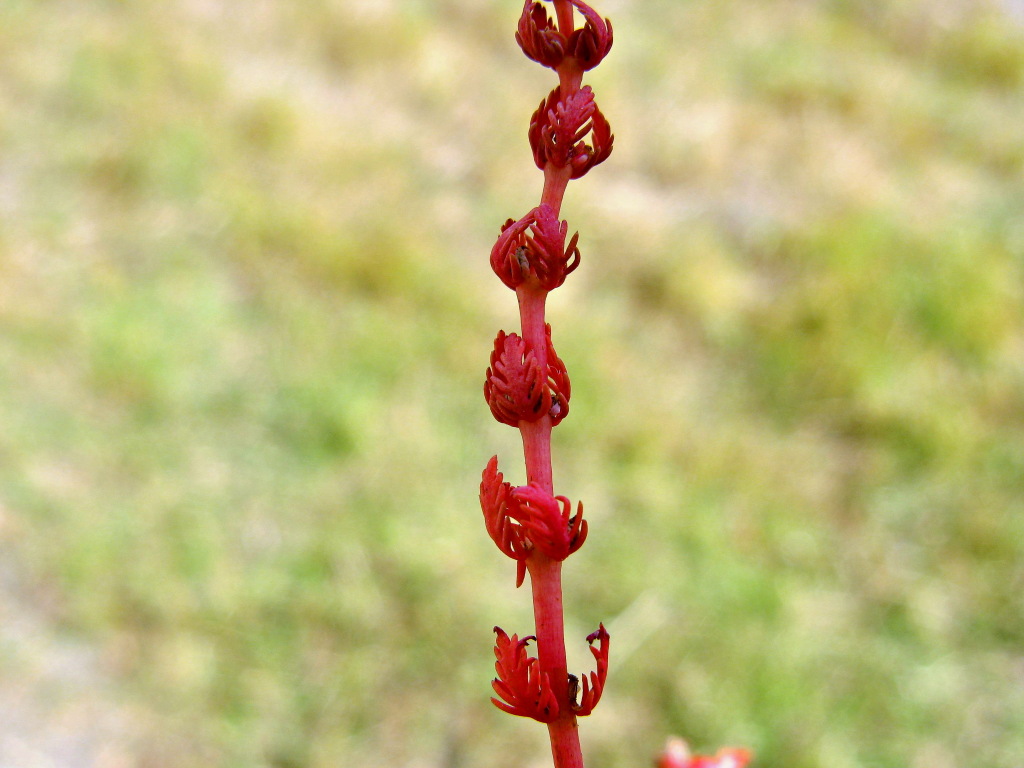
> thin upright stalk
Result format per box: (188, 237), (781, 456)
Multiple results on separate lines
(480, 3), (614, 766)
(481, 7), (754, 768)
(529, 555), (582, 768)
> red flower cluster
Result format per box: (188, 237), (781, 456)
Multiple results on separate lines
(491, 624), (610, 722)
(480, 455), (585, 586)
(484, 324), (570, 427)
(490, 205), (581, 291)
(530, 86), (613, 178)
(516, 0), (613, 71)
(508, 483), (587, 561)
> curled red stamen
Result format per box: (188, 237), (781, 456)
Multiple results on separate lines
(571, 623), (609, 716)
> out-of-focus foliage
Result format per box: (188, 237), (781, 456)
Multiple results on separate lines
(1, 1), (1022, 766)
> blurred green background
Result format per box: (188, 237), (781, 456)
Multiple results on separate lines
(1, 0), (1023, 766)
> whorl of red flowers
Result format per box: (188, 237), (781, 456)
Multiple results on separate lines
(490, 204), (581, 291)
(508, 484), (587, 562)
(516, 0), (613, 72)
(491, 627), (560, 722)
(484, 325), (570, 427)
(480, 455), (585, 585)
(529, 85), (613, 179)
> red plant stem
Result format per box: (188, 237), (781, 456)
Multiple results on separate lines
(554, 0), (583, 97)
(541, 166), (573, 214)
(530, 554), (583, 768)
(517, 285), (552, 489)
(558, 64), (584, 100)
(554, 0), (574, 37)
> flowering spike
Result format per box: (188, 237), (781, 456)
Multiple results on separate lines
(491, 627), (560, 723)
(529, 86), (614, 179)
(480, 457), (531, 575)
(571, 623), (609, 716)
(515, 0), (613, 72)
(479, 0), (615, 761)
(484, 331), (552, 426)
(490, 205), (581, 291)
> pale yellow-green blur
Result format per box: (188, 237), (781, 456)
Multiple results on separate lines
(1, 1), (1022, 766)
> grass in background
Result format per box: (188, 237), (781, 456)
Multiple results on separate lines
(1, 1), (1022, 766)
